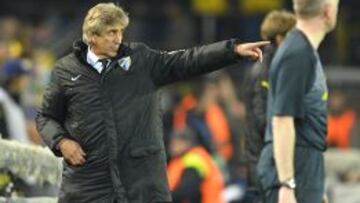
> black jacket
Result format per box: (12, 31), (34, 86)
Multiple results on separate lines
(243, 45), (276, 187)
(36, 40), (240, 203)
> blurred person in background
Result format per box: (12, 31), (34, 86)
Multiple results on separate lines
(167, 127), (225, 203)
(0, 17), (46, 145)
(191, 78), (233, 162)
(257, 0), (340, 203)
(327, 89), (360, 149)
(242, 10), (296, 203)
(24, 48), (56, 145)
(36, 2), (269, 203)
(215, 71), (248, 187)
(172, 78), (232, 180)
(0, 59), (31, 144)
(0, 40), (8, 65)
(210, 71), (255, 203)
(215, 71), (247, 161)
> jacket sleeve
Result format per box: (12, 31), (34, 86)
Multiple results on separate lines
(36, 65), (67, 157)
(145, 39), (241, 86)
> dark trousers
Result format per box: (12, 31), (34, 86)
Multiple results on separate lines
(242, 188), (262, 203)
(261, 187), (323, 203)
(257, 144), (325, 203)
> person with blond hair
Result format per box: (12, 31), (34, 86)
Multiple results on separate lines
(36, 3), (269, 203)
(256, 0), (340, 203)
(243, 10), (296, 203)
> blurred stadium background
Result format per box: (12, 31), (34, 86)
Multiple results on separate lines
(0, 0), (359, 202)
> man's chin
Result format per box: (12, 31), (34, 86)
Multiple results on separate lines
(108, 51), (118, 58)
(325, 22), (337, 33)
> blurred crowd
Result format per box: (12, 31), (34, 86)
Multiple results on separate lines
(0, 0), (360, 202)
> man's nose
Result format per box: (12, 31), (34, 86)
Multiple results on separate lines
(115, 33), (122, 43)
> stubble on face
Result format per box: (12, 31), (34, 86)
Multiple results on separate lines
(91, 24), (124, 58)
(105, 24), (124, 58)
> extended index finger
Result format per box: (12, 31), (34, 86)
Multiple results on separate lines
(249, 41), (271, 48)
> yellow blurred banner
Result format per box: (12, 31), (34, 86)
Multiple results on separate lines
(239, 0), (283, 14)
(192, 0), (228, 15)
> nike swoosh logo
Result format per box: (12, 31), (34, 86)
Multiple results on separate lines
(71, 75), (81, 81)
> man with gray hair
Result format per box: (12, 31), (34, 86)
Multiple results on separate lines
(256, 0), (339, 203)
(36, 3), (269, 203)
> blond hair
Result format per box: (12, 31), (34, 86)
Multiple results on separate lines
(293, 0), (326, 19)
(260, 10), (296, 41)
(82, 3), (129, 45)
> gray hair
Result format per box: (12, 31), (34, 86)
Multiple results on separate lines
(293, 0), (326, 19)
(82, 3), (129, 45)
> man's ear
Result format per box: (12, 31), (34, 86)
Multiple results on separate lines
(323, 2), (332, 21)
(90, 36), (96, 46)
(275, 35), (285, 46)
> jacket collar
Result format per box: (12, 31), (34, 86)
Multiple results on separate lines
(73, 40), (133, 65)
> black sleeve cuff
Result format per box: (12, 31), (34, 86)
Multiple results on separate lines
(51, 134), (66, 157)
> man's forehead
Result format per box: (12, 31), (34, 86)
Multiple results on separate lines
(104, 23), (125, 31)
(105, 23), (124, 30)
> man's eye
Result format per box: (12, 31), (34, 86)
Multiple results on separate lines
(108, 30), (116, 35)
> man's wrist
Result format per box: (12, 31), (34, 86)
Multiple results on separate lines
(57, 138), (69, 150)
(231, 39), (244, 60)
(280, 177), (296, 189)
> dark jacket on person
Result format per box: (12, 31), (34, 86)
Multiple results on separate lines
(36, 40), (240, 203)
(243, 45), (276, 187)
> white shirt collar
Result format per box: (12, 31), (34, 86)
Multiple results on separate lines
(86, 48), (105, 74)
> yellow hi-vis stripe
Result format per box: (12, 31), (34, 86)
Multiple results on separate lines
(261, 80), (269, 89)
(322, 92), (329, 101)
(182, 154), (208, 178)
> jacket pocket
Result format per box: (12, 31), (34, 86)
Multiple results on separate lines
(129, 145), (162, 158)
(128, 143), (163, 170)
